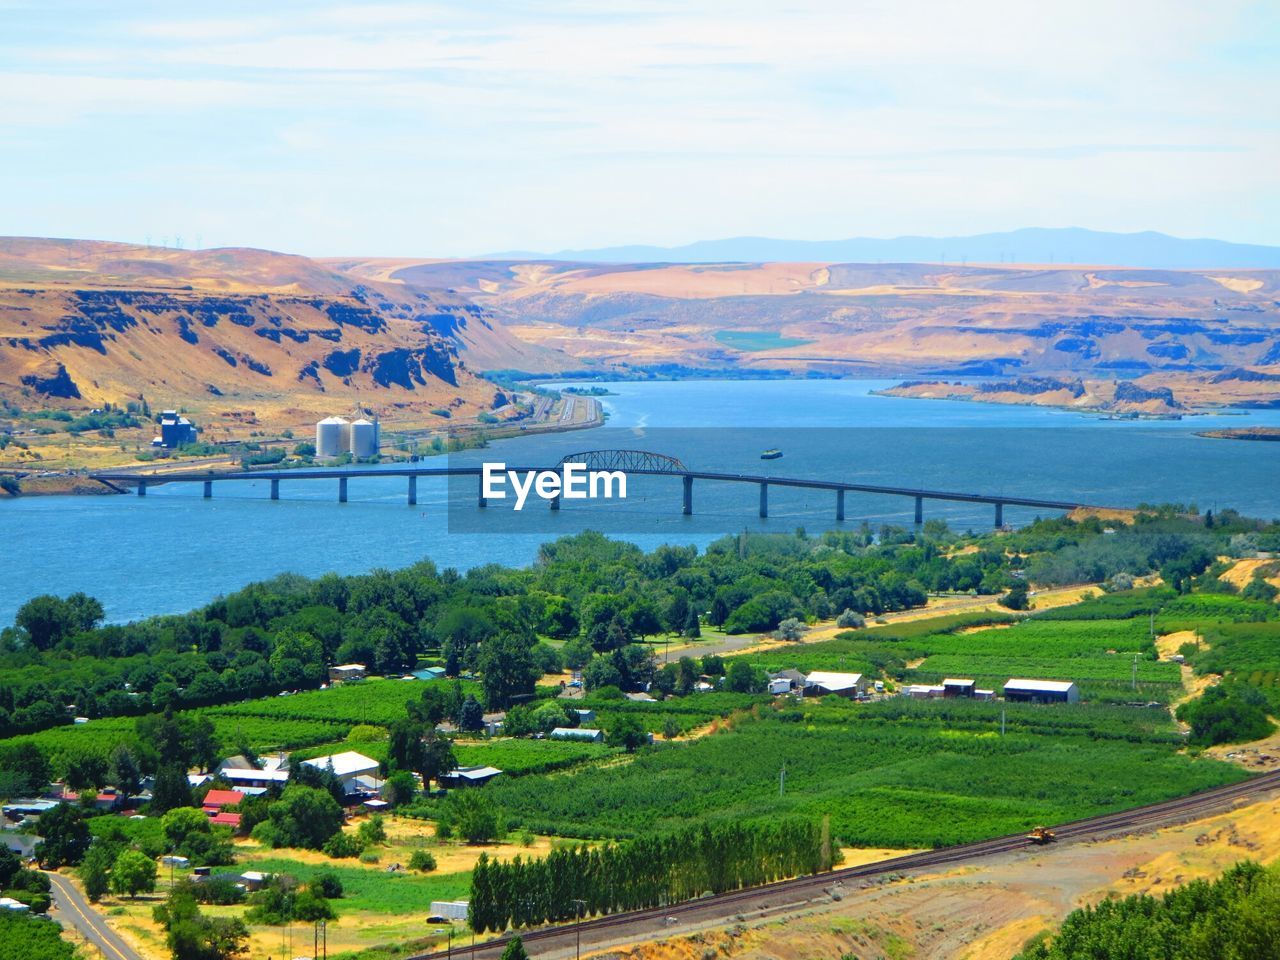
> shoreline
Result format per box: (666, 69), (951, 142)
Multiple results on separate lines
(0, 396), (605, 498)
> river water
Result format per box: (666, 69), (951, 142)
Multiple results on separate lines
(5, 379), (1280, 624)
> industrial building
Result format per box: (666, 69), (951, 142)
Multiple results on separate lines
(315, 415), (380, 459)
(153, 410), (198, 449)
(1003, 678), (1080, 704)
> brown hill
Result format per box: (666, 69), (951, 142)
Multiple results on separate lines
(367, 258), (1280, 406)
(0, 238), (524, 433)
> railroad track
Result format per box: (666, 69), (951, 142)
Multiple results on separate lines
(408, 769), (1280, 959)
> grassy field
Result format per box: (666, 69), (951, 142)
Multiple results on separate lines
(713, 330), (814, 351)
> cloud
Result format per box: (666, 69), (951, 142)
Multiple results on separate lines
(0, 0), (1275, 253)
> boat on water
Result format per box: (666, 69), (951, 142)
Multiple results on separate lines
(760, 449), (783, 460)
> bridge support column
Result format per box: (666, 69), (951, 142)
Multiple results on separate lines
(408, 475), (417, 506)
(759, 481), (769, 519)
(477, 475), (487, 508)
(202, 480), (212, 499)
(682, 475), (693, 516)
(270, 479), (279, 501)
(137, 481), (146, 497)
(338, 478), (348, 503)
(914, 495), (923, 525)
(836, 489), (845, 522)
(994, 502), (1004, 528)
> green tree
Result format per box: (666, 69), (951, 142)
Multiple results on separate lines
(443, 790), (503, 844)
(255, 785), (344, 850)
(459, 695), (485, 733)
(500, 936), (530, 960)
(726, 659), (765, 693)
(606, 715), (648, 753)
(151, 763), (194, 814)
(79, 843), (113, 902)
(35, 803), (91, 867)
(110, 848), (158, 898)
(478, 632), (541, 709)
(162, 807), (211, 848)
(1000, 581), (1030, 610)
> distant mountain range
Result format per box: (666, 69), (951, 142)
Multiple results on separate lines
(483, 228), (1280, 269)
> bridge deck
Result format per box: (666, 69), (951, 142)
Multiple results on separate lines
(90, 465), (1089, 511)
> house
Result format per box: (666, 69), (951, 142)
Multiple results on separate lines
(570, 708), (596, 725)
(239, 871), (270, 891)
(942, 678), (976, 699)
(0, 832), (38, 859)
(0, 897), (30, 913)
(439, 766), (504, 788)
(550, 727), (604, 743)
(804, 671), (867, 698)
(201, 790), (243, 816)
(1003, 679), (1080, 704)
(302, 751), (381, 786)
(210, 812), (244, 833)
(219, 767), (290, 792)
(328, 663), (367, 683)
(768, 677), (793, 695)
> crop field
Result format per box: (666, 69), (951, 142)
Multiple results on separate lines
(577, 691), (765, 735)
(713, 330), (814, 351)
(203, 678), (475, 728)
(466, 698), (1243, 847)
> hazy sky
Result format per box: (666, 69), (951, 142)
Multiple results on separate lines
(2, 0), (1277, 256)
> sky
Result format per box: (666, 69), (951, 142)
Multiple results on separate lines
(1, 0), (1277, 257)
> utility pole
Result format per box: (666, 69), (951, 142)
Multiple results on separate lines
(779, 762), (786, 797)
(1132, 654), (1138, 691)
(572, 898), (587, 960)
(1000, 707), (1005, 736)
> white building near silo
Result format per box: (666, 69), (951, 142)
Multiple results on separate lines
(349, 418), (379, 458)
(316, 416), (350, 458)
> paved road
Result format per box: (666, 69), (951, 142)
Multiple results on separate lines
(47, 871), (145, 960)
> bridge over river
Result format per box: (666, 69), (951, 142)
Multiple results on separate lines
(91, 448), (1096, 527)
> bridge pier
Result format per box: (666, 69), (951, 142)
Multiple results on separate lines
(270, 478), (279, 501)
(338, 478), (347, 503)
(136, 481), (146, 497)
(477, 475), (487, 508)
(914, 495), (923, 525)
(202, 480), (212, 499)
(994, 502), (1004, 528)
(836, 489), (845, 522)
(683, 475), (693, 516)
(759, 481), (768, 519)
(408, 475), (417, 506)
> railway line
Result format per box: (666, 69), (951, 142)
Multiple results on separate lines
(408, 768), (1280, 959)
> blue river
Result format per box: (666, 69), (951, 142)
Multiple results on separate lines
(4, 379), (1280, 624)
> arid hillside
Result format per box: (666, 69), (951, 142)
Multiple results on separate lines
(0, 238), (552, 432)
(360, 258), (1280, 406)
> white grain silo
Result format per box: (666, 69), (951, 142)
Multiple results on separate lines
(316, 416), (350, 458)
(349, 418), (378, 458)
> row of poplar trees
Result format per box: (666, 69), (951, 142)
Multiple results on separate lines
(468, 817), (831, 934)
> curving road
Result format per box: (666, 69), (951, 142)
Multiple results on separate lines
(47, 871), (145, 960)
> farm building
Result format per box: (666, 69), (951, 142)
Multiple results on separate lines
(551, 727), (604, 743)
(430, 900), (470, 921)
(975, 689), (996, 701)
(1003, 678), (1080, 704)
(328, 663), (367, 683)
(904, 684), (945, 699)
(201, 790), (242, 816)
(218, 767), (290, 793)
(805, 672), (867, 698)
(440, 765), (504, 788)
(571, 708), (596, 725)
(411, 667), (447, 681)
(943, 678), (976, 698)
(302, 751), (381, 787)
(768, 669), (806, 694)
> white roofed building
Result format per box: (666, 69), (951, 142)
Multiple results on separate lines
(1003, 678), (1080, 704)
(804, 671), (867, 698)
